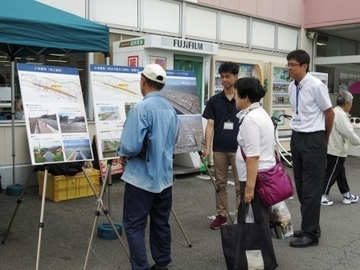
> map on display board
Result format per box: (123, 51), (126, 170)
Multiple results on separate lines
(17, 63), (93, 165)
(90, 65), (204, 174)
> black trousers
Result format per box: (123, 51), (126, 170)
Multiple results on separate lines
(323, 154), (350, 195)
(291, 130), (327, 238)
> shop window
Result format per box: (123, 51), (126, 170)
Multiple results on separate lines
(315, 65), (335, 93)
(316, 34), (359, 57)
(316, 34), (340, 57)
(340, 39), (357, 56)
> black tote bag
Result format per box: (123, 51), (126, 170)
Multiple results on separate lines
(221, 196), (278, 270)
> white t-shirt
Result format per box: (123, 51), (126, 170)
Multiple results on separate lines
(289, 73), (332, 132)
(236, 107), (276, 182)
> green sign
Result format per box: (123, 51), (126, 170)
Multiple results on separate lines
(119, 39), (145, 48)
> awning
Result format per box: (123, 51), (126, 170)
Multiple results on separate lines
(0, 0), (109, 57)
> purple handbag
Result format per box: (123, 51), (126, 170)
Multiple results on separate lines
(256, 159), (294, 207)
(241, 149), (294, 207)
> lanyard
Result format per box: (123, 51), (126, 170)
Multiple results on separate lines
(295, 84), (300, 114)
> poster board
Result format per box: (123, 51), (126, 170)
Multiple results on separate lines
(90, 64), (144, 176)
(90, 65), (204, 176)
(17, 63), (93, 165)
(90, 65), (144, 162)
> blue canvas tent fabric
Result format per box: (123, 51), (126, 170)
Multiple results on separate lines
(0, 0), (109, 56)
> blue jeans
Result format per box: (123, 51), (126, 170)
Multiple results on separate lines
(123, 183), (172, 270)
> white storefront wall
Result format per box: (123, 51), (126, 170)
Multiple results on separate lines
(0, 0), (307, 187)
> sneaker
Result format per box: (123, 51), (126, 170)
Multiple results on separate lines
(210, 215), (227, 229)
(342, 194), (359, 205)
(321, 196), (334, 206)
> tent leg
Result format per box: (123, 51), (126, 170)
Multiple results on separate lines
(11, 59), (16, 186)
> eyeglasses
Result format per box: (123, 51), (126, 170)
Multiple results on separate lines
(286, 63), (301, 68)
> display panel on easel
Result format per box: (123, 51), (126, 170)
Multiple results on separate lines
(162, 70), (203, 154)
(90, 64), (144, 162)
(163, 70), (204, 170)
(17, 63), (93, 165)
(90, 65), (204, 174)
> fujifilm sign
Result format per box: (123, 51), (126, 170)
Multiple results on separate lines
(173, 39), (203, 50)
(115, 35), (218, 55)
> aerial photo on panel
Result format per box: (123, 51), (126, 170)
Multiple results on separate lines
(161, 76), (200, 115)
(175, 114), (204, 154)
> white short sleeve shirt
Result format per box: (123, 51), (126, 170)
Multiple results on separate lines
(236, 107), (276, 182)
(288, 73), (332, 132)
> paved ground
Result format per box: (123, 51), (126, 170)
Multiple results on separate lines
(1, 156), (360, 270)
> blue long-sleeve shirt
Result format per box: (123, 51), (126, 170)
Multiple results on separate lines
(118, 91), (179, 193)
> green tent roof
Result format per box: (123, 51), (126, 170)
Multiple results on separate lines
(0, 0), (109, 56)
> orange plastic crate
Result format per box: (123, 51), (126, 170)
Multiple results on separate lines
(37, 169), (100, 202)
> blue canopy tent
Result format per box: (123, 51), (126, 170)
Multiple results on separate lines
(0, 0), (109, 56)
(0, 1), (111, 265)
(0, 0), (109, 189)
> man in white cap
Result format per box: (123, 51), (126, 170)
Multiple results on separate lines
(118, 63), (179, 270)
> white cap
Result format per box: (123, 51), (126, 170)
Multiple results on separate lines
(142, 64), (166, 84)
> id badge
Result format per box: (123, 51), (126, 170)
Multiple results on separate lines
(224, 122), (234, 130)
(292, 117), (301, 126)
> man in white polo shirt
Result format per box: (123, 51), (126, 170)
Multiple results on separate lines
(286, 50), (334, 248)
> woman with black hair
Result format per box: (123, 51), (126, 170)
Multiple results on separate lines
(234, 77), (278, 269)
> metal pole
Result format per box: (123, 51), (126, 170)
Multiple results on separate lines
(171, 208), (192, 247)
(35, 168), (49, 270)
(11, 57), (15, 186)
